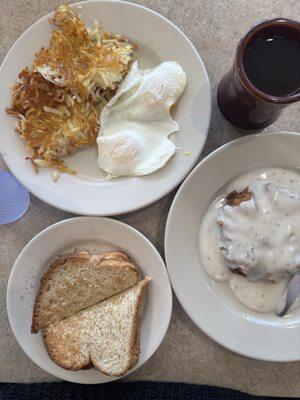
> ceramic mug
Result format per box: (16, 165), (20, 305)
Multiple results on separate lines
(217, 18), (300, 130)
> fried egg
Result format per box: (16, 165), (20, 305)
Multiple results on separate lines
(97, 61), (187, 177)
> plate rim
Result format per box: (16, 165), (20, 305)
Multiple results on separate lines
(165, 131), (300, 362)
(0, 0), (211, 217)
(6, 216), (173, 383)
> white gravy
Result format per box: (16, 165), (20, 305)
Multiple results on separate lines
(199, 167), (300, 314)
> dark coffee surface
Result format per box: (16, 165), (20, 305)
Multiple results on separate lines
(244, 35), (300, 97)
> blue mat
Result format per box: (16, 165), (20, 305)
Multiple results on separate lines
(0, 381), (291, 400)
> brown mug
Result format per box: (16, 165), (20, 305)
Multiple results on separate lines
(217, 18), (300, 130)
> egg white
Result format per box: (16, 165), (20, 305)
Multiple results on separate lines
(97, 61), (187, 177)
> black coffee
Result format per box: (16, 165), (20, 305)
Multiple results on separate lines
(243, 35), (300, 97)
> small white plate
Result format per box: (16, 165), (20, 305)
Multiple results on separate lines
(0, 0), (211, 216)
(7, 217), (172, 383)
(165, 132), (300, 362)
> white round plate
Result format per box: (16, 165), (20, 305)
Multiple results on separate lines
(7, 217), (172, 383)
(0, 0), (211, 216)
(165, 132), (300, 362)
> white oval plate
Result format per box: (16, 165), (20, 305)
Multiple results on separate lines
(7, 217), (172, 383)
(165, 132), (300, 362)
(0, 0), (211, 216)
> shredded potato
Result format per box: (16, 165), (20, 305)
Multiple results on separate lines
(6, 4), (135, 174)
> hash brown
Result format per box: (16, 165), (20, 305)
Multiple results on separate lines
(6, 4), (135, 174)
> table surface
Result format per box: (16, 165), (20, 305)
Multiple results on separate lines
(1, 0), (300, 396)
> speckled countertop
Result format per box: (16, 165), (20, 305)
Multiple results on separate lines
(1, 0), (300, 396)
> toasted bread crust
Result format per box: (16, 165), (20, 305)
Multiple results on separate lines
(43, 326), (91, 370)
(99, 252), (130, 262)
(32, 250), (139, 333)
(91, 277), (149, 376)
(129, 318), (140, 369)
(43, 277), (150, 376)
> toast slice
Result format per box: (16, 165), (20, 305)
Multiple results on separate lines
(32, 250), (140, 333)
(43, 277), (150, 376)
